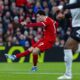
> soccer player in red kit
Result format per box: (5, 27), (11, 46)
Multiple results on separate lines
(5, 10), (57, 71)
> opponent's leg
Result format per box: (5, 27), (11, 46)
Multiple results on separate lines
(58, 37), (78, 80)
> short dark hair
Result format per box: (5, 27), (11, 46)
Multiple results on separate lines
(36, 10), (45, 15)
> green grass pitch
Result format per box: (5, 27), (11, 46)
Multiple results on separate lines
(0, 62), (79, 80)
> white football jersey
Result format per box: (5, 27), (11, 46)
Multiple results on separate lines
(69, 0), (80, 27)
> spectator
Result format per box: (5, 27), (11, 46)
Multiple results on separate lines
(0, 38), (4, 46)
(18, 34), (26, 46)
(33, 1), (43, 13)
(7, 35), (13, 46)
(12, 36), (19, 45)
(0, 0), (72, 47)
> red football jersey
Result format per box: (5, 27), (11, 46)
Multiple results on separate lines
(42, 17), (56, 41)
(26, 17), (57, 51)
(26, 17), (57, 41)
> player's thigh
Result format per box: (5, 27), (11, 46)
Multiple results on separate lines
(32, 38), (43, 48)
(38, 40), (53, 52)
(64, 37), (78, 52)
(32, 39), (53, 52)
(32, 40), (43, 54)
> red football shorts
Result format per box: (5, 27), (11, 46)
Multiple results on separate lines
(32, 38), (56, 52)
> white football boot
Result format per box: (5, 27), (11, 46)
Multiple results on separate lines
(58, 74), (72, 80)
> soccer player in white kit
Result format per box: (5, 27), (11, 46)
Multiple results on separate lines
(53, 0), (80, 79)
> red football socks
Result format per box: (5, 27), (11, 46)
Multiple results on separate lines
(33, 54), (38, 66)
(16, 50), (30, 58)
(15, 50), (38, 67)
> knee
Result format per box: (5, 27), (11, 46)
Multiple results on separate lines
(64, 45), (69, 49)
(32, 47), (40, 54)
(64, 43), (72, 49)
(28, 47), (34, 52)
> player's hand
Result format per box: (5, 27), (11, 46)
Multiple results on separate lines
(56, 12), (65, 19)
(63, 9), (69, 15)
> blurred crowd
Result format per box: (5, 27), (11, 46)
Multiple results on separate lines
(0, 0), (72, 48)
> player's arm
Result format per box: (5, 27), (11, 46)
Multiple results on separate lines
(64, 3), (80, 9)
(26, 22), (47, 27)
(53, 0), (80, 12)
(58, 2), (80, 10)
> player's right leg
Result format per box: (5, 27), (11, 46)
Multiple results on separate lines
(58, 37), (78, 80)
(5, 47), (34, 60)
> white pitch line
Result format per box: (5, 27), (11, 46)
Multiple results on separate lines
(10, 72), (80, 75)
(14, 72), (63, 75)
(0, 71), (80, 75)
